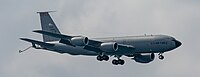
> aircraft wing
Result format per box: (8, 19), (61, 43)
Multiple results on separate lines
(83, 44), (135, 53)
(118, 44), (135, 51)
(33, 30), (102, 46)
(33, 30), (135, 52)
(20, 38), (54, 47)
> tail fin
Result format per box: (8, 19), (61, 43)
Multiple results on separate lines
(37, 11), (61, 42)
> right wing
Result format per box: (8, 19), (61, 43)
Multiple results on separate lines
(33, 30), (135, 53)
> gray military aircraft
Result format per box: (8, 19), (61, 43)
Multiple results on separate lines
(20, 11), (182, 65)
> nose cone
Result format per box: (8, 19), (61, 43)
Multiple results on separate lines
(174, 40), (182, 48)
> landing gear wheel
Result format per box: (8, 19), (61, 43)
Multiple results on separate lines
(112, 59), (125, 65)
(112, 59), (118, 65)
(159, 55), (164, 60)
(102, 55), (109, 61)
(97, 55), (103, 61)
(97, 55), (109, 61)
(118, 59), (125, 65)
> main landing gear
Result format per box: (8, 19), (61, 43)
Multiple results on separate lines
(158, 53), (164, 60)
(112, 55), (125, 65)
(112, 59), (125, 65)
(97, 55), (109, 61)
(96, 55), (125, 65)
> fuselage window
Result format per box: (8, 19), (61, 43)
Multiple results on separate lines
(151, 41), (167, 45)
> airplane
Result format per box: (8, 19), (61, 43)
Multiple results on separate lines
(19, 11), (182, 65)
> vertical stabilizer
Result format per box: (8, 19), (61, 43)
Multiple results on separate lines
(37, 11), (61, 42)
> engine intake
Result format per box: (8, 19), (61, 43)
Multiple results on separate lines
(99, 42), (118, 52)
(70, 37), (89, 46)
(133, 53), (155, 63)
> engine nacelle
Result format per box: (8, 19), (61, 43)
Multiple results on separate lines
(99, 42), (118, 52)
(70, 37), (89, 46)
(133, 53), (155, 63)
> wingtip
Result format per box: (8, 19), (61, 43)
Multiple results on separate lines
(19, 38), (27, 40)
(19, 38), (24, 40)
(33, 30), (42, 33)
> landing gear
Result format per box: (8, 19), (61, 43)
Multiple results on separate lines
(96, 54), (125, 65)
(96, 55), (109, 61)
(112, 59), (125, 65)
(158, 53), (164, 60)
(159, 55), (164, 60)
(112, 55), (125, 65)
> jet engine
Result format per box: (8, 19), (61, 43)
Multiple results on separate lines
(99, 42), (118, 52)
(70, 37), (89, 46)
(133, 53), (155, 63)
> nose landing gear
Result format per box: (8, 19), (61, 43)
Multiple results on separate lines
(158, 53), (164, 60)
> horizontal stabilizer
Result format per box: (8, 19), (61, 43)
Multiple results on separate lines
(33, 30), (73, 39)
(20, 38), (54, 47)
(37, 11), (56, 14)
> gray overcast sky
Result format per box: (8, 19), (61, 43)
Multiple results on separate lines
(0, 0), (200, 77)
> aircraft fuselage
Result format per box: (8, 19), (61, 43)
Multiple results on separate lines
(44, 35), (181, 56)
